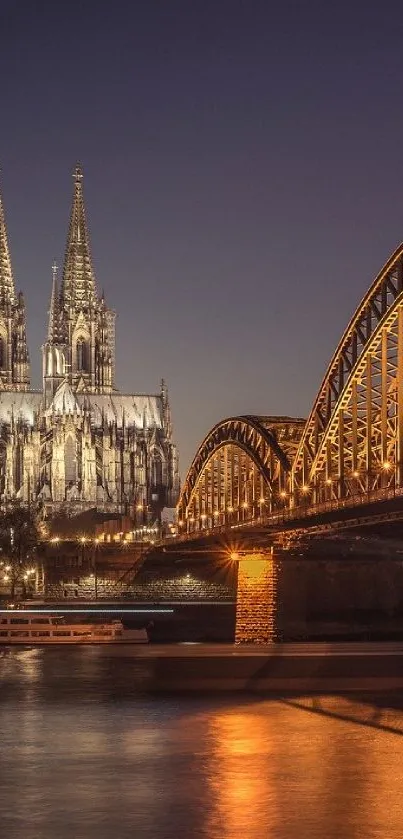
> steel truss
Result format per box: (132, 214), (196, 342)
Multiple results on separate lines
(177, 244), (403, 536)
(291, 243), (403, 505)
(177, 416), (304, 534)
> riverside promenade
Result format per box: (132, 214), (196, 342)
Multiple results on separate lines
(101, 641), (403, 693)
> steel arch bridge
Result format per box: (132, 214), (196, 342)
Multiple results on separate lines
(177, 415), (305, 534)
(176, 242), (403, 539)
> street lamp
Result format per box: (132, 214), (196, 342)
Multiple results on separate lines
(93, 538), (99, 600)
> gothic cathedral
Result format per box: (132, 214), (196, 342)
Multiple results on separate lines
(0, 167), (180, 518)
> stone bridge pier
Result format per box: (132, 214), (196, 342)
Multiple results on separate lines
(234, 551), (277, 643)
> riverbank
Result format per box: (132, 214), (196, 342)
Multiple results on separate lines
(68, 641), (403, 693)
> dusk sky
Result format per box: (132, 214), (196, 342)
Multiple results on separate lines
(2, 0), (403, 472)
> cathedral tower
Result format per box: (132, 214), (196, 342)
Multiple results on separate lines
(0, 164), (179, 517)
(0, 180), (30, 390)
(43, 166), (115, 395)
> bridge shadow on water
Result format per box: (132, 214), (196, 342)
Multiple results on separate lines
(280, 693), (403, 736)
(2, 646), (403, 742)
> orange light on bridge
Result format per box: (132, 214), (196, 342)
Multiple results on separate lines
(259, 497), (265, 504)
(230, 552), (239, 561)
(280, 490), (287, 498)
(302, 485), (309, 494)
(382, 461), (392, 471)
(353, 470), (359, 478)
(227, 506), (234, 513)
(326, 478), (332, 485)
(242, 502), (249, 509)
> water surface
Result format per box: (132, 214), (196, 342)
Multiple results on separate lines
(0, 647), (402, 838)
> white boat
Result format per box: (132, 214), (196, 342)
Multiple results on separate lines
(0, 613), (148, 644)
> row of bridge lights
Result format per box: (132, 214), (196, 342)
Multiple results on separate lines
(179, 461), (395, 526)
(179, 494), (289, 526)
(297, 461), (394, 494)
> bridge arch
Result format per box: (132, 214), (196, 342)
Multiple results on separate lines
(177, 415), (304, 534)
(291, 242), (403, 505)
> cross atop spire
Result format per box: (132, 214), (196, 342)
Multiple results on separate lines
(60, 164), (97, 309)
(0, 175), (16, 308)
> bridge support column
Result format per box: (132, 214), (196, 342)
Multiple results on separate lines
(234, 552), (277, 643)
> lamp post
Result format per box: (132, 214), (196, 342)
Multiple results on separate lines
(93, 538), (99, 601)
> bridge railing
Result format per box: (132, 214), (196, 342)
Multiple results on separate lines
(171, 483), (403, 542)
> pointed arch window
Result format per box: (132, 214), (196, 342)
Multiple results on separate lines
(76, 338), (89, 372)
(0, 440), (6, 497)
(0, 337), (6, 370)
(151, 452), (163, 487)
(65, 435), (76, 485)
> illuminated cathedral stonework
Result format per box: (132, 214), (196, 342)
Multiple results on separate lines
(0, 167), (180, 517)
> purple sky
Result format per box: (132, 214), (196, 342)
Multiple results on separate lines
(1, 0), (403, 472)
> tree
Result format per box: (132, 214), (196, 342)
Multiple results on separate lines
(0, 505), (40, 599)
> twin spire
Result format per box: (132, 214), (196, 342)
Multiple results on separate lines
(0, 176), (16, 307)
(0, 174), (29, 388)
(0, 166), (114, 395)
(60, 164), (97, 308)
(0, 165), (97, 321)
(47, 165), (98, 349)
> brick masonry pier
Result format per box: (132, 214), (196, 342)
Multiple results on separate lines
(235, 554), (277, 643)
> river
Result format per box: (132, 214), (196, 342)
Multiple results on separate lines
(0, 646), (402, 838)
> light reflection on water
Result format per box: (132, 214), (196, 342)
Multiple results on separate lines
(0, 648), (403, 838)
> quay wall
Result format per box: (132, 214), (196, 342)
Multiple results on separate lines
(39, 549), (403, 641)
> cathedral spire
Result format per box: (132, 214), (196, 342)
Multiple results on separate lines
(0, 174), (30, 389)
(0, 175), (16, 307)
(48, 263), (60, 341)
(160, 378), (172, 437)
(60, 164), (97, 309)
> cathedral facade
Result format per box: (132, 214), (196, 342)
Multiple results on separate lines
(0, 167), (180, 518)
